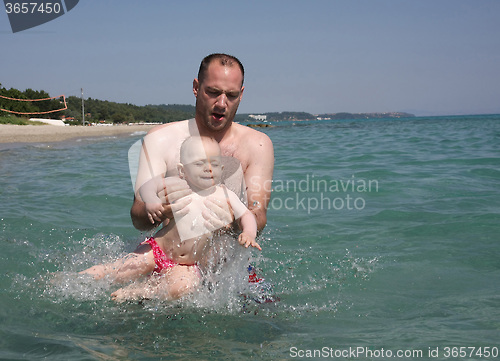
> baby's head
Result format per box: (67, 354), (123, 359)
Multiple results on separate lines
(178, 136), (223, 191)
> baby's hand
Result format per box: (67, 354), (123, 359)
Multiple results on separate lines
(238, 232), (261, 251)
(145, 202), (165, 224)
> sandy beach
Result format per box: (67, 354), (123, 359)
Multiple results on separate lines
(0, 124), (156, 144)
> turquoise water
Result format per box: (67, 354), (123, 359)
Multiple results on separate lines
(1, 115), (499, 360)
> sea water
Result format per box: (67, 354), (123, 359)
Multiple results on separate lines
(1, 115), (499, 360)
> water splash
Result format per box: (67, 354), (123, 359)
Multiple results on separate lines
(8, 228), (379, 322)
(33, 232), (273, 314)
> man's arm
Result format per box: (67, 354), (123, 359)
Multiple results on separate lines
(130, 124), (191, 231)
(130, 128), (169, 231)
(130, 195), (159, 231)
(244, 131), (274, 232)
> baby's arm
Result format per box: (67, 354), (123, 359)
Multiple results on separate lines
(226, 189), (261, 250)
(238, 210), (261, 250)
(139, 175), (167, 224)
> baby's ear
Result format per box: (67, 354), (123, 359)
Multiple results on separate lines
(177, 163), (185, 179)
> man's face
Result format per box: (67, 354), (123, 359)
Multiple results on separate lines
(193, 61), (244, 133)
(181, 140), (223, 191)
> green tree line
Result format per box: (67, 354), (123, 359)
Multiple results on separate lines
(0, 84), (63, 115)
(64, 96), (195, 124)
(1, 84), (195, 124)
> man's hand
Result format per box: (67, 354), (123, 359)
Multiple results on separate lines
(202, 196), (234, 232)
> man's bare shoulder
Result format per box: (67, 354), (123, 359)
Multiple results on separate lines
(233, 123), (273, 148)
(229, 123), (274, 172)
(143, 120), (190, 146)
(146, 120), (188, 136)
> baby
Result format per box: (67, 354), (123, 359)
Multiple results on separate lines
(81, 136), (260, 301)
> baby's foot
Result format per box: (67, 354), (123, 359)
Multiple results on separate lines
(111, 286), (141, 302)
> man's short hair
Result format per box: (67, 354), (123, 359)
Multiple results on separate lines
(198, 53), (244, 87)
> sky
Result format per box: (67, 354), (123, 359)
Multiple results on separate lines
(1, 0), (499, 116)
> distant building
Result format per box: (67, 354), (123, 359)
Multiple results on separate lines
(30, 118), (68, 126)
(249, 114), (267, 121)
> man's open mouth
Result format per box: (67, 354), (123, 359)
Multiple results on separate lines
(212, 113), (225, 121)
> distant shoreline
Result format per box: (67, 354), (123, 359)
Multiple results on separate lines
(0, 124), (156, 144)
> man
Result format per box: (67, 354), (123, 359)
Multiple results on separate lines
(130, 53), (274, 239)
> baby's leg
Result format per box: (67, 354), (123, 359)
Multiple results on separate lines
(111, 264), (200, 302)
(80, 245), (155, 283)
(110, 278), (159, 301)
(163, 264), (201, 299)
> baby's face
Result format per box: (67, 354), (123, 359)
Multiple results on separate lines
(181, 140), (223, 191)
